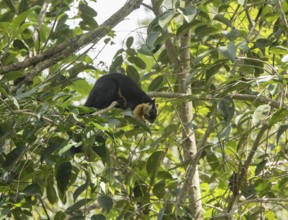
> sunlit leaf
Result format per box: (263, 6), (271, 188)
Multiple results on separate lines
(252, 105), (271, 126)
(270, 46), (288, 55)
(218, 42), (237, 61)
(158, 9), (176, 28)
(178, 6), (197, 23)
(214, 14), (233, 27)
(54, 211), (66, 220)
(128, 56), (146, 69)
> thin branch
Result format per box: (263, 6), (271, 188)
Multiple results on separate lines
(176, 110), (217, 210)
(10, 110), (55, 124)
(0, 0), (144, 75)
(239, 197), (288, 206)
(274, 0), (288, 39)
(226, 124), (268, 212)
(147, 92), (287, 109)
(39, 196), (50, 220)
(214, 197), (288, 219)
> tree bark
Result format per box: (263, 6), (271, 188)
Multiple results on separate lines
(176, 1), (203, 218)
(178, 32), (203, 220)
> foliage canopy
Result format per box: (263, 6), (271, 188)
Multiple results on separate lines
(1, 0), (288, 219)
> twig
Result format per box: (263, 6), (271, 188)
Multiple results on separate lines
(10, 110), (55, 124)
(39, 196), (50, 220)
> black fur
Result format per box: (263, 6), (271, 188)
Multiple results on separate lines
(85, 73), (157, 123)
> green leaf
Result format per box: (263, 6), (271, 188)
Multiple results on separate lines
(126, 36), (134, 48)
(164, 124), (178, 135)
(67, 199), (93, 212)
(148, 75), (164, 91)
(79, 4), (97, 17)
(195, 25), (218, 39)
(46, 183), (58, 204)
(146, 31), (160, 50)
(153, 180), (166, 199)
(226, 29), (241, 41)
(54, 211), (66, 220)
(56, 162), (72, 194)
(98, 195), (113, 212)
(270, 46), (288, 55)
(3, 146), (27, 170)
(217, 97), (235, 122)
(268, 109), (288, 128)
(255, 160), (267, 176)
(73, 183), (89, 201)
(177, 6), (197, 23)
(128, 56), (146, 69)
(176, 21), (195, 36)
(23, 183), (42, 196)
(58, 140), (80, 156)
(22, 28), (34, 47)
(255, 179), (271, 196)
(206, 150), (220, 169)
(157, 171), (173, 179)
(41, 137), (65, 162)
(276, 124), (288, 143)
(72, 79), (92, 95)
(195, 49), (214, 65)
(11, 6), (39, 32)
(3, 71), (24, 81)
(158, 9), (176, 28)
(123, 113), (151, 133)
(91, 214), (106, 220)
(214, 14), (233, 27)
(218, 124), (231, 139)
(146, 151), (164, 185)
(252, 105), (271, 126)
(126, 65), (140, 83)
(218, 42), (237, 61)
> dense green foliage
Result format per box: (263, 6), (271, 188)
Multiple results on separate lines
(1, 0), (288, 219)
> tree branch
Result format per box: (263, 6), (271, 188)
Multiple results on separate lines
(147, 92), (287, 109)
(0, 0), (144, 75)
(176, 110), (217, 213)
(226, 124), (268, 212)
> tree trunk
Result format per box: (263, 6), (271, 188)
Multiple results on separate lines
(177, 2), (203, 218)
